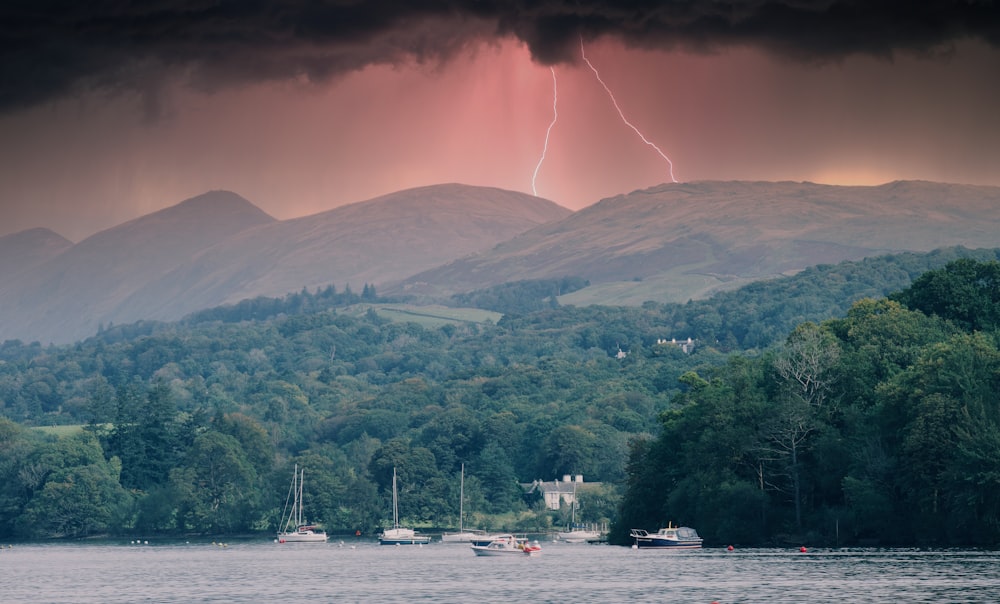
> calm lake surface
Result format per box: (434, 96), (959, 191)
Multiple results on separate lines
(4, 539), (1000, 603)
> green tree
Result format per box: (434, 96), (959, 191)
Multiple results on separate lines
(215, 412), (274, 478)
(368, 438), (443, 526)
(169, 431), (259, 534)
(538, 425), (597, 479)
(17, 432), (131, 538)
(892, 258), (1000, 332)
(0, 419), (35, 538)
(472, 442), (522, 513)
(880, 333), (1000, 543)
(20, 462), (131, 538)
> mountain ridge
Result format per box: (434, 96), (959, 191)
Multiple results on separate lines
(2, 179), (999, 345)
(389, 180), (1000, 304)
(0, 184), (570, 344)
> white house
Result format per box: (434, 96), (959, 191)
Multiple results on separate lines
(524, 475), (586, 510)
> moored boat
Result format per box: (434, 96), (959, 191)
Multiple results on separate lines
(556, 475), (606, 543)
(379, 467), (431, 545)
(441, 464), (493, 543)
(441, 530), (485, 543)
(557, 526), (604, 543)
(379, 526), (431, 545)
(277, 465), (328, 543)
(470, 534), (541, 557)
(629, 523), (702, 549)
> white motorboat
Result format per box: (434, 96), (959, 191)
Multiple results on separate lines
(470, 534), (541, 557)
(629, 523), (703, 549)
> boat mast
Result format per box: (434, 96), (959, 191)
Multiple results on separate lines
(571, 478), (577, 526)
(297, 467), (304, 527)
(392, 466), (399, 529)
(458, 463), (464, 533)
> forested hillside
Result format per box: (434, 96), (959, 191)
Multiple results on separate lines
(1, 249), (998, 543)
(615, 257), (1000, 547)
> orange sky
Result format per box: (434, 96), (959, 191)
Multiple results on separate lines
(1, 35), (999, 242)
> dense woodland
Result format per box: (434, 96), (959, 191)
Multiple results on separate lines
(1, 248), (999, 546)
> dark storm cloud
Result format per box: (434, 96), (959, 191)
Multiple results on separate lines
(2, 0), (998, 112)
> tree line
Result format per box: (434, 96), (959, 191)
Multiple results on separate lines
(614, 258), (1000, 546)
(0, 250), (998, 543)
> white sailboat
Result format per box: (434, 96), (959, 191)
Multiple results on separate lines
(278, 464), (328, 543)
(441, 463), (492, 543)
(379, 467), (430, 545)
(557, 479), (603, 543)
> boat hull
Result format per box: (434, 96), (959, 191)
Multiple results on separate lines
(379, 526), (431, 545)
(379, 536), (432, 545)
(630, 526), (703, 549)
(470, 535), (541, 556)
(441, 531), (486, 543)
(632, 538), (702, 549)
(278, 531), (328, 543)
(471, 544), (541, 557)
(471, 546), (540, 557)
(557, 530), (603, 543)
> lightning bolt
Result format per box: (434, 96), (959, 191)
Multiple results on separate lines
(580, 37), (678, 183)
(532, 67), (558, 197)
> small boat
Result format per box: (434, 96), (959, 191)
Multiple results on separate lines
(556, 479), (604, 543)
(277, 465), (328, 543)
(379, 467), (431, 545)
(441, 464), (502, 543)
(379, 526), (431, 545)
(442, 464), (480, 542)
(470, 534), (542, 557)
(443, 529), (496, 543)
(557, 525), (604, 543)
(629, 523), (702, 549)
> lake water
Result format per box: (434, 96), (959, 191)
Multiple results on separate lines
(4, 539), (1000, 603)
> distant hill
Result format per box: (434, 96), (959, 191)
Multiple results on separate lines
(389, 180), (1000, 304)
(114, 183), (572, 321)
(0, 184), (570, 344)
(3, 179), (999, 345)
(0, 228), (72, 283)
(0, 191), (276, 344)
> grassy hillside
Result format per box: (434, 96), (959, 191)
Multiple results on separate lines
(393, 180), (1000, 305)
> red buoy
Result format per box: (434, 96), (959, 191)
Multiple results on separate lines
(799, 546), (807, 553)
(727, 545), (734, 551)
